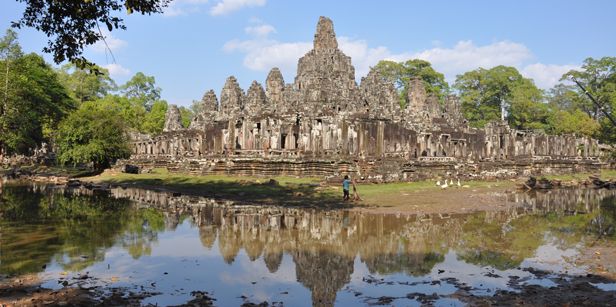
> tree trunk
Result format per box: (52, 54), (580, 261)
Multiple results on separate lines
(2, 60), (8, 116)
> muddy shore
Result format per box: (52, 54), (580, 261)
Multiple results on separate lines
(2, 267), (615, 306)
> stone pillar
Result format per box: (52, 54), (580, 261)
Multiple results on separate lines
(377, 121), (384, 157)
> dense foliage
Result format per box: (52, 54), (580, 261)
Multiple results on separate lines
(561, 57), (616, 143)
(55, 101), (132, 169)
(57, 63), (116, 103)
(0, 29), (176, 168)
(121, 72), (162, 111)
(0, 29), (74, 155)
(373, 59), (449, 107)
(53, 67), (172, 168)
(453, 66), (548, 129)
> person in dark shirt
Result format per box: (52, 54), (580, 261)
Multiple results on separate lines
(342, 175), (351, 200)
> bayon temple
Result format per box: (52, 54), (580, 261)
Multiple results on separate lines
(125, 17), (604, 181)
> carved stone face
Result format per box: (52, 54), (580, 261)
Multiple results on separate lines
(163, 104), (183, 132)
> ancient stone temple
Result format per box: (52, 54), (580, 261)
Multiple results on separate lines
(125, 16), (604, 181)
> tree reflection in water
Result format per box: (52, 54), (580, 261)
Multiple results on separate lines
(0, 184), (167, 274)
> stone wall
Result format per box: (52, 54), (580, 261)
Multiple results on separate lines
(122, 16), (606, 181)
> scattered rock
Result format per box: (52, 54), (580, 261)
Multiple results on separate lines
(265, 179), (279, 186)
(66, 179), (81, 187)
(122, 164), (140, 174)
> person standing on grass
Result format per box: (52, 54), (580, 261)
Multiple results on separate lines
(342, 175), (351, 201)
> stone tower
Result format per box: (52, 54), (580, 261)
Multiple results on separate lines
(406, 77), (427, 114)
(359, 68), (399, 119)
(405, 77), (442, 125)
(202, 89), (218, 113)
(313, 16), (338, 51)
(245, 81), (267, 114)
(163, 104), (183, 132)
(189, 90), (219, 129)
(265, 67), (285, 113)
(294, 16), (357, 116)
(444, 95), (465, 126)
(219, 76), (244, 118)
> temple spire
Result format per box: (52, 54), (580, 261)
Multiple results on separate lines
(313, 16), (338, 51)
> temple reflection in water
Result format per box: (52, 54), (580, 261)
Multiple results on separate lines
(99, 186), (616, 305)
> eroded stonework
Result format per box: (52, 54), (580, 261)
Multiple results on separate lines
(125, 16), (606, 181)
(163, 104), (183, 132)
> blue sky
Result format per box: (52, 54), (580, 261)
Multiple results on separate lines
(1, 0), (615, 106)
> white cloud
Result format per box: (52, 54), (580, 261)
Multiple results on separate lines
(210, 0), (266, 16)
(91, 30), (127, 53)
(521, 63), (578, 89)
(163, 0), (209, 17)
(405, 41), (577, 88)
(104, 63), (131, 77)
(338, 37), (407, 79)
(224, 27), (577, 89)
(410, 40), (533, 79)
(224, 38), (310, 74)
(244, 24), (276, 37)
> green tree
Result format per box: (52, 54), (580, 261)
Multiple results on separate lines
(57, 63), (116, 103)
(190, 99), (203, 115)
(12, 0), (170, 70)
(508, 81), (549, 130)
(373, 59), (449, 107)
(141, 100), (168, 134)
(96, 94), (147, 131)
(454, 65), (546, 129)
(120, 72), (161, 111)
(548, 84), (587, 112)
(179, 106), (193, 128)
(545, 84), (601, 138)
(0, 33), (74, 155)
(0, 29), (23, 117)
(561, 57), (616, 120)
(558, 57), (616, 143)
(55, 101), (131, 169)
(547, 109), (600, 137)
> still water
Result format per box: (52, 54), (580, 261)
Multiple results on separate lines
(1, 182), (616, 306)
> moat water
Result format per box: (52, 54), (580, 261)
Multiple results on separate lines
(1, 182), (616, 306)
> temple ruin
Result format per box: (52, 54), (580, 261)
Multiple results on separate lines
(124, 16), (603, 181)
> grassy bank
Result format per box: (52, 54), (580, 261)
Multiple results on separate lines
(1, 165), (99, 178)
(10, 166), (615, 208)
(87, 168), (520, 207)
(356, 179), (513, 205)
(88, 168), (343, 206)
(541, 169), (616, 181)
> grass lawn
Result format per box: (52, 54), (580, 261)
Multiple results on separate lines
(88, 168), (342, 206)
(541, 169), (616, 181)
(88, 168), (520, 207)
(7, 165), (616, 208)
(1, 165), (98, 178)
(355, 179), (514, 205)
(94, 167), (321, 184)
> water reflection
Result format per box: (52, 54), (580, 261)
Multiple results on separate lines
(0, 184), (166, 274)
(1, 183), (616, 306)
